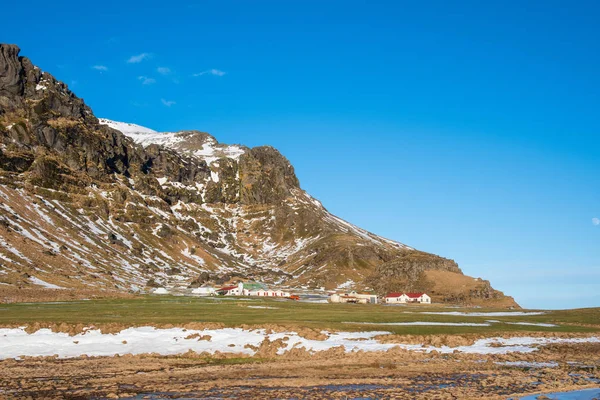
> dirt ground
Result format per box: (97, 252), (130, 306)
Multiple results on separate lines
(0, 339), (598, 399)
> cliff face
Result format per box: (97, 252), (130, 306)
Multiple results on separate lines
(0, 44), (518, 307)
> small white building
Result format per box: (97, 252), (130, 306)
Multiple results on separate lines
(384, 292), (408, 304)
(192, 286), (216, 296)
(384, 292), (431, 304)
(217, 282), (291, 297)
(248, 288), (291, 297)
(407, 293), (431, 303)
(218, 283), (243, 296)
(329, 291), (378, 304)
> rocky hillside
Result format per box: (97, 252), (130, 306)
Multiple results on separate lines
(0, 44), (517, 307)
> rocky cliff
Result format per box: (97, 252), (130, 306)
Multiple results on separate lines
(0, 44), (517, 307)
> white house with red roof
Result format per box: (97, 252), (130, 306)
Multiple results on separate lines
(384, 292), (431, 304)
(217, 283), (243, 296)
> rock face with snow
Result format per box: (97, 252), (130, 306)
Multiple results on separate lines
(0, 44), (517, 307)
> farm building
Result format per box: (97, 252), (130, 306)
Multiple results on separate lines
(191, 286), (216, 296)
(241, 282), (268, 295)
(216, 282), (291, 298)
(384, 292), (431, 304)
(217, 284), (242, 296)
(329, 291), (378, 304)
(248, 288), (291, 297)
(384, 292), (408, 304)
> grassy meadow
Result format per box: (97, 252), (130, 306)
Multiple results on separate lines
(0, 296), (598, 335)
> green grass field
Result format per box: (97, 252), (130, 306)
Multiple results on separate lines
(0, 296), (598, 335)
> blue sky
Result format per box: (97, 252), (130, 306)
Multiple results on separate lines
(3, 0), (599, 309)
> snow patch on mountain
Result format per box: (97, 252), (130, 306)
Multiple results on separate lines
(99, 118), (157, 135)
(100, 118), (247, 165)
(29, 276), (64, 289)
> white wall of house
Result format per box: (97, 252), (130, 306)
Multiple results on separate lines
(247, 289), (291, 297)
(192, 287), (215, 296)
(385, 294), (432, 304)
(355, 294), (378, 304)
(385, 295), (408, 303)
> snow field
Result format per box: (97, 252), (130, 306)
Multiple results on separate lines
(0, 327), (597, 360)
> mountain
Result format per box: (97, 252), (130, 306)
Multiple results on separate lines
(0, 44), (517, 307)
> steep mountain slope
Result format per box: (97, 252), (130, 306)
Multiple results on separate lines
(0, 44), (517, 307)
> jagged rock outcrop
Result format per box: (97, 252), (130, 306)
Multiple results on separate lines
(239, 146), (300, 204)
(366, 251), (461, 293)
(0, 44), (24, 100)
(0, 44), (518, 307)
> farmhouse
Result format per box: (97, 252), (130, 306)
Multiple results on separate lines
(217, 284), (242, 296)
(217, 282), (291, 298)
(384, 292), (431, 304)
(248, 288), (291, 297)
(329, 291), (378, 304)
(406, 292), (431, 303)
(384, 292), (408, 304)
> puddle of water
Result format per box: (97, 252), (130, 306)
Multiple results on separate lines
(514, 387), (600, 400)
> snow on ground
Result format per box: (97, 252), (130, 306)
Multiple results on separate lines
(323, 210), (413, 250)
(0, 237), (31, 262)
(336, 280), (355, 289)
(28, 277), (64, 290)
(495, 361), (559, 368)
(348, 320), (559, 328)
(0, 327), (597, 360)
(181, 246), (205, 265)
(417, 311), (546, 317)
(298, 299), (329, 304)
(506, 322), (558, 327)
(100, 118), (246, 164)
(98, 118), (157, 136)
(99, 119), (184, 148)
(344, 321), (492, 327)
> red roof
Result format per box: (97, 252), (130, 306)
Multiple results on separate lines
(385, 292), (404, 298)
(219, 285), (238, 291)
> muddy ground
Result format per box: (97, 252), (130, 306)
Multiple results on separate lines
(0, 339), (598, 399)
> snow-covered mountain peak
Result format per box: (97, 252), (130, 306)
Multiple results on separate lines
(100, 118), (247, 165)
(99, 118), (157, 135)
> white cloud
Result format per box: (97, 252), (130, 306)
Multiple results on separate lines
(92, 65), (108, 71)
(138, 76), (156, 85)
(127, 53), (151, 63)
(192, 69), (226, 77)
(157, 67), (171, 75)
(593, 217), (600, 226)
(161, 99), (176, 107)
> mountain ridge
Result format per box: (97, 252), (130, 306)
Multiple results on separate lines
(0, 43), (518, 307)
